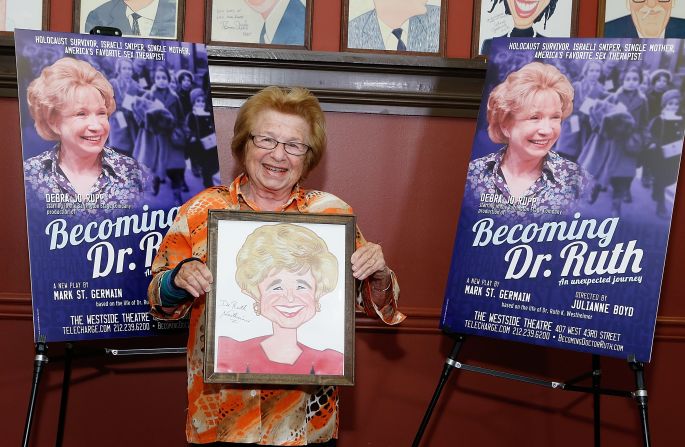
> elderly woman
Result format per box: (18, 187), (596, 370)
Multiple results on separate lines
(147, 86), (404, 446)
(467, 62), (586, 215)
(217, 223), (343, 375)
(23, 57), (145, 212)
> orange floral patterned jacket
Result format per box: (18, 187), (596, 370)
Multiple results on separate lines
(148, 174), (405, 445)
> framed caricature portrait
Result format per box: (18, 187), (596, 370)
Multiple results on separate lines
(206, 0), (312, 48)
(473, 0), (579, 58)
(204, 211), (356, 386)
(74, 0), (184, 39)
(342, 0), (446, 55)
(600, 0), (685, 38)
(0, 0), (48, 33)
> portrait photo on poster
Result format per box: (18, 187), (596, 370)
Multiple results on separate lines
(474, 0), (578, 57)
(75, 0), (183, 40)
(464, 60), (587, 218)
(0, 0), (47, 33)
(342, 0), (446, 55)
(601, 0), (685, 38)
(204, 211), (356, 386)
(206, 0), (311, 48)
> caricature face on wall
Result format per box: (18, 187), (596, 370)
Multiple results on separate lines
(506, 0), (551, 28)
(628, 0), (673, 37)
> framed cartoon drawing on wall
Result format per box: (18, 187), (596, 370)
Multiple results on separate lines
(600, 0), (685, 38)
(74, 0), (184, 39)
(473, 0), (579, 58)
(206, 0), (312, 48)
(204, 210), (356, 386)
(342, 0), (446, 55)
(1, 0), (49, 33)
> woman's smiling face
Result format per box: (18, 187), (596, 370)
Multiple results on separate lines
(245, 109), (309, 198)
(50, 86), (110, 158)
(258, 268), (317, 329)
(501, 89), (562, 162)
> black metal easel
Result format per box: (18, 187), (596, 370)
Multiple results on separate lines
(412, 333), (651, 447)
(22, 339), (186, 447)
(22, 336), (48, 447)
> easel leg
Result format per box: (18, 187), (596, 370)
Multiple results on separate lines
(56, 343), (73, 447)
(412, 334), (465, 447)
(22, 337), (48, 447)
(629, 358), (651, 447)
(592, 355), (601, 447)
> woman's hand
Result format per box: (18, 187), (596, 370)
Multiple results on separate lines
(351, 242), (390, 283)
(173, 260), (213, 298)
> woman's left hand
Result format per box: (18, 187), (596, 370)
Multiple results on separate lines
(351, 242), (390, 282)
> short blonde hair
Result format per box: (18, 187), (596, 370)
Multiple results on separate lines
(235, 223), (338, 301)
(487, 62), (574, 144)
(231, 86), (326, 179)
(27, 57), (115, 141)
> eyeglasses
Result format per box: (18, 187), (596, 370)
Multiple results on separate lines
(249, 134), (310, 156)
(631, 0), (671, 3)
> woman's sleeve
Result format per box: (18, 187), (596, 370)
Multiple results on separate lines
(355, 226), (406, 326)
(147, 209), (195, 320)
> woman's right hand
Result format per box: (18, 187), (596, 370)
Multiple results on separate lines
(174, 260), (213, 298)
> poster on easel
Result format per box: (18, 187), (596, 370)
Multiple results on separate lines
(442, 37), (684, 362)
(15, 29), (220, 342)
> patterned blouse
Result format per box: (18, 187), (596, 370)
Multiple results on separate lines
(147, 174), (405, 445)
(23, 145), (145, 215)
(465, 148), (587, 217)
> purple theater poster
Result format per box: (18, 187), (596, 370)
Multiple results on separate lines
(16, 29), (220, 342)
(442, 37), (683, 361)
